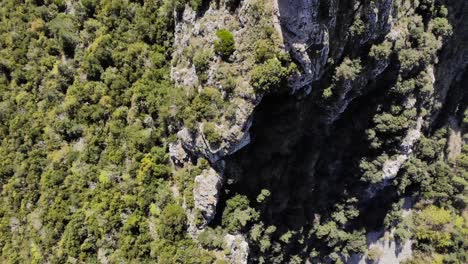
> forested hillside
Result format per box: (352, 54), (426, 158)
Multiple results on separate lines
(0, 0), (220, 262)
(0, 0), (466, 263)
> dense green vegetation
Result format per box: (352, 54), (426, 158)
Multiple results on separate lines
(0, 0), (218, 262)
(0, 0), (465, 263)
(397, 111), (468, 263)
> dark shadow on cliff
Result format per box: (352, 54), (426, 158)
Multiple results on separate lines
(212, 58), (403, 261)
(210, 0), (468, 261)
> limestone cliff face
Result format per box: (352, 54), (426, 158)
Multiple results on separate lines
(170, 0), (468, 263)
(275, 0), (394, 93)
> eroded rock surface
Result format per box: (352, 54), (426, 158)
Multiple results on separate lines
(224, 234), (249, 264)
(193, 168), (222, 225)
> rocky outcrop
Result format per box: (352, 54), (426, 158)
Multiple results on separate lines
(382, 117), (423, 180)
(169, 2), (280, 257)
(193, 167), (222, 225)
(224, 234), (249, 264)
(274, 0), (394, 92)
(169, 140), (190, 167)
(176, 107), (254, 164)
(169, 0), (285, 166)
(348, 231), (413, 264)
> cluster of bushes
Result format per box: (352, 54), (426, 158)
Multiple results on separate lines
(322, 57), (362, 99)
(384, 114), (467, 263)
(250, 57), (292, 93)
(346, 3), (466, 263)
(250, 44), (295, 93)
(361, 2), (452, 184)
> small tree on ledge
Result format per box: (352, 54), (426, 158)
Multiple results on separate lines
(214, 29), (235, 60)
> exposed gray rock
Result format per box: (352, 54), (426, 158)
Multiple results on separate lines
(169, 140), (190, 167)
(347, 231), (412, 264)
(224, 234), (249, 264)
(274, 0), (395, 93)
(347, 198), (414, 264)
(193, 168), (222, 225)
(177, 105), (254, 164)
(447, 116), (463, 161)
(382, 117), (423, 180)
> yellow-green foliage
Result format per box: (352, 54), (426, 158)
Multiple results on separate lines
(369, 41), (393, 61)
(334, 58), (362, 81)
(214, 29), (235, 59)
(414, 205), (453, 250)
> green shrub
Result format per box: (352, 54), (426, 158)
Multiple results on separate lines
(190, 0), (203, 11)
(350, 16), (365, 37)
(193, 49), (212, 72)
(416, 137), (441, 161)
(392, 78), (416, 95)
(413, 205), (453, 251)
(222, 194), (259, 232)
(399, 49), (421, 72)
(431, 17), (453, 37)
(254, 39), (275, 63)
(158, 204), (187, 241)
(198, 227), (226, 250)
(360, 157), (384, 183)
(373, 111), (413, 134)
(334, 58), (362, 81)
(394, 225), (412, 242)
(322, 86), (333, 99)
(367, 247), (383, 263)
(369, 41), (393, 61)
(203, 122), (222, 147)
(250, 58), (289, 93)
(256, 189), (271, 203)
(214, 29), (235, 60)
(190, 86), (224, 121)
(193, 49), (212, 83)
(438, 6), (448, 17)
(48, 14), (79, 56)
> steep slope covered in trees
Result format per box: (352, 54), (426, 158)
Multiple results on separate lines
(0, 0), (219, 262)
(0, 0), (466, 263)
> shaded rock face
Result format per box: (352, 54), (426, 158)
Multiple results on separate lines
(219, 0), (403, 228)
